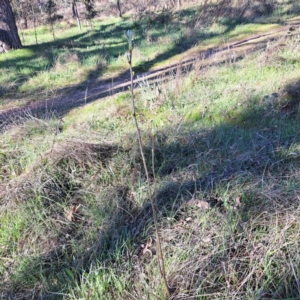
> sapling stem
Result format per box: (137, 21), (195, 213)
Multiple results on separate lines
(125, 30), (171, 298)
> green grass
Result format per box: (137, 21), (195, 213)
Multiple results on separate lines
(1, 2), (300, 299)
(1, 3), (295, 108)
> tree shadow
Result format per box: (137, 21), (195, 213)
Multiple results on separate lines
(0, 23), (292, 132)
(0, 16), (143, 97)
(1, 2), (290, 131)
(2, 75), (300, 298)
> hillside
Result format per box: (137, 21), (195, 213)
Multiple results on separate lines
(1, 2), (300, 299)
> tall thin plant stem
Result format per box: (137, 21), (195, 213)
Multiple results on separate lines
(151, 121), (169, 294)
(126, 32), (171, 297)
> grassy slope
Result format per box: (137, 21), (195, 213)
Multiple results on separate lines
(1, 3), (300, 300)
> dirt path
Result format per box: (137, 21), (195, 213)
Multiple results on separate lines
(0, 22), (299, 130)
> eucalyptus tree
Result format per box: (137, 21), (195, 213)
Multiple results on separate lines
(117, 0), (122, 17)
(0, 0), (22, 53)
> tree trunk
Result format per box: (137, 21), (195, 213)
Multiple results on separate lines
(117, 0), (122, 18)
(72, 0), (82, 31)
(0, 0), (22, 53)
(177, 0), (181, 9)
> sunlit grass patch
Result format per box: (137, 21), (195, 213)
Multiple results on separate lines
(0, 5), (290, 105)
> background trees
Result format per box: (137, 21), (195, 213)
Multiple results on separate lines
(1, 0), (279, 53)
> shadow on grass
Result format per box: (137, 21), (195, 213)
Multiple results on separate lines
(0, 3), (289, 132)
(2, 78), (300, 299)
(0, 28), (285, 132)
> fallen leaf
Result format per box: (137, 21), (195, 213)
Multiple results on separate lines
(65, 209), (73, 221)
(235, 196), (241, 207)
(74, 204), (82, 213)
(142, 238), (152, 256)
(289, 152), (298, 157)
(196, 201), (209, 210)
(202, 237), (211, 243)
(65, 204), (82, 221)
